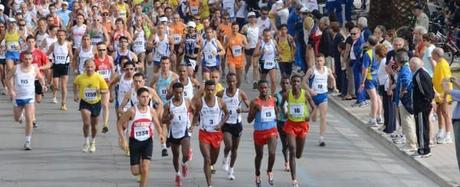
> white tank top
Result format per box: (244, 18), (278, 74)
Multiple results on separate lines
(223, 88), (241, 124)
(312, 67), (328, 94)
(222, 0), (235, 18)
(169, 99), (190, 138)
(260, 39), (276, 69)
(182, 77), (194, 100)
(78, 46), (93, 74)
(36, 32), (49, 50)
(44, 37), (57, 53)
(202, 39), (218, 67)
(246, 25), (259, 49)
(200, 97), (222, 132)
(153, 34), (170, 62)
(132, 28), (146, 54)
(128, 106), (154, 141)
(117, 74), (133, 111)
(15, 65), (36, 100)
(53, 41), (70, 64)
(72, 25), (87, 49)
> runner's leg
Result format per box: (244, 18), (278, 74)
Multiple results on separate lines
(199, 142), (212, 186)
(287, 135), (297, 180)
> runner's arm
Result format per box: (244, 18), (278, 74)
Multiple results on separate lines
(117, 108), (134, 140)
(247, 100), (257, 123)
(6, 66), (16, 97)
(239, 90), (250, 113)
(72, 48), (80, 73)
(217, 99), (229, 130)
(305, 89), (315, 121)
(192, 99), (202, 127)
(151, 109), (163, 140)
(118, 91), (131, 114)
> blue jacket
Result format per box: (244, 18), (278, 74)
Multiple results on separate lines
(352, 37), (364, 64)
(395, 63), (412, 105)
(361, 27), (372, 42)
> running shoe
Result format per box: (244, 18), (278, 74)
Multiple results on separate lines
(292, 180), (299, 187)
(82, 143), (89, 153)
(51, 97), (57, 104)
(60, 104), (67, 111)
(102, 126), (109, 133)
(24, 141), (31, 151)
(33, 120), (38, 128)
(175, 175), (182, 186)
(445, 133), (453, 144)
(210, 165), (216, 174)
(89, 142), (96, 153)
(182, 163), (189, 177)
(228, 170), (235, 180)
(376, 118), (384, 124)
(284, 162), (290, 172)
(255, 176), (261, 187)
(319, 140), (326, 147)
(137, 175), (141, 182)
(222, 156), (229, 172)
(162, 148), (168, 157)
(267, 172), (274, 185)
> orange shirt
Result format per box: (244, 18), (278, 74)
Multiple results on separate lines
(169, 22), (186, 44)
(218, 23), (232, 38)
(226, 33), (245, 64)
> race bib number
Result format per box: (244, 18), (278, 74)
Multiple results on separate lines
(191, 6), (199, 15)
(264, 61), (275, 69)
(84, 88), (97, 101)
(231, 46), (242, 57)
(7, 42), (19, 51)
(227, 108), (239, 123)
(203, 113), (219, 131)
(289, 104), (304, 118)
(171, 112), (187, 138)
(134, 124), (151, 141)
(159, 87), (167, 98)
(98, 69), (111, 80)
(205, 53), (217, 66)
(19, 79), (29, 87)
(260, 107), (275, 122)
(173, 34), (181, 44)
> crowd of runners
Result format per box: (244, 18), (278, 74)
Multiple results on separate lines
(3, 0), (460, 186)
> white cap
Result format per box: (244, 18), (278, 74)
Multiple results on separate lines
(8, 18), (16, 23)
(187, 21), (196, 28)
(0, 5), (4, 10)
(62, 1), (68, 5)
(300, 7), (311, 13)
(159, 17), (168, 22)
(248, 12), (256, 17)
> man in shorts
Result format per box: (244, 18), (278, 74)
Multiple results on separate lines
(73, 59), (108, 153)
(225, 22), (247, 88)
(7, 51), (46, 150)
(192, 80), (229, 187)
(116, 87), (162, 187)
(248, 80), (278, 186)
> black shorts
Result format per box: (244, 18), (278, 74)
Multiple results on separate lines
(79, 100), (102, 117)
(245, 48), (255, 56)
(129, 137), (153, 165)
(52, 64), (69, 78)
(167, 128), (190, 145)
(34, 80), (43, 95)
(278, 62), (293, 76)
(222, 122), (243, 137)
(259, 60), (276, 74)
(173, 44), (182, 55)
(202, 65), (219, 73)
(184, 57), (199, 72)
(0, 59), (5, 65)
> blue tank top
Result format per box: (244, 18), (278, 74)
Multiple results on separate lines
(156, 71), (173, 103)
(253, 96), (277, 131)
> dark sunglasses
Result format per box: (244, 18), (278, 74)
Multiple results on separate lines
(125, 68), (134, 70)
(351, 33), (357, 35)
(98, 48), (106, 51)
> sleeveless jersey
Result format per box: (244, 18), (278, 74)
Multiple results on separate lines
(95, 55), (113, 81)
(132, 27), (146, 54)
(5, 30), (20, 52)
(200, 96), (222, 132)
(156, 71), (173, 103)
(245, 25), (259, 49)
(287, 89), (309, 122)
(169, 99), (190, 138)
(52, 41), (70, 65)
(202, 39), (220, 67)
(153, 34), (170, 62)
(254, 96), (276, 131)
(128, 106), (154, 141)
(72, 25), (87, 49)
(117, 74), (133, 111)
(260, 39), (276, 69)
(78, 46), (93, 74)
(15, 65), (36, 100)
(223, 88), (241, 124)
(184, 34), (198, 56)
(311, 67), (328, 94)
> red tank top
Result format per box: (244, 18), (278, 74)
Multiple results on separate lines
(95, 55), (113, 81)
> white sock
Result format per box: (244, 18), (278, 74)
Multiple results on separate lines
(25, 136), (31, 142)
(320, 136), (324, 141)
(90, 138), (95, 143)
(84, 137), (89, 144)
(176, 172), (180, 176)
(229, 168), (234, 174)
(162, 143), (167, 149)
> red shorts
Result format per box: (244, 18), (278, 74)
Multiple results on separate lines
(199, 130), (223, 149)
(283, 120), (309, 138)
(253, 127), (278, 146)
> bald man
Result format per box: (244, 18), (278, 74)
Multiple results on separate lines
(410, 57), (434, 158)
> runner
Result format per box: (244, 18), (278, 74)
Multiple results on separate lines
(113, 36), (138, 72)
(86, 15), (110, 47)
(275, 76), (290, 171)
(282, 75), (315, 187)
(110, 61), (135, 119)
(130, 16), (148, 74)
(71, 13), (87, 53)
(94, 42), (116, 133)
(241, 12), (260, 88)
(6, 51), (46, 150)
(305, 54), (336, 146)
(216, 72), (250, 180)
(169, 13), (186, 71)
(247, 79), (278, 186)
(47, 29), (73, 111)
(191, 80), (229, 187)
(73, 59), (109, 153)
(73, 35), (94, 75)
(166, 64), (201, 101)
(181, 21), (202, 77)
(151, 24), (173, 73)
(162, 82), (193, 186)
(254, 29), (278, 96)
(200, 27), (225, 81)
(225, 22), (247, 88)
(150, 56), (178, 157)
(116, 87), (162, 187)
(275, 24), (296, 77)
(111, 18), (132, 53)
(3, 18), (23, 94)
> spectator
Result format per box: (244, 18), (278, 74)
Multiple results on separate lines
(413, 5), (429, 31)
(349, 26), (366, 107)
(331, 22), (345, 95)
(413, 26), (428, 58)
(342, 22), (356, 100)
(432, 47), (454, 144)
(318, 16), (334, 71)
(357, 17), (371, 42)
(421, 33), (436, 77)
(410, 57), (434, 158)
(376, 44), (394, 134)
(373, 25), (392, 51)
(443, 75), (460, 173)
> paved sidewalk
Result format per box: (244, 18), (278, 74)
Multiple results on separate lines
(329, 95), (460, 187)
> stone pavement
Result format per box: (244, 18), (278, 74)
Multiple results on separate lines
(329, 95), (460, 187)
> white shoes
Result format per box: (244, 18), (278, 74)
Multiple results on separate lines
(89, 142), (96, 153)
(82, 143), (89, 153)
(222, 157), (229, 172)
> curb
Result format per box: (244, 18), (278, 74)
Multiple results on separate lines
(328, 96), (454, 187)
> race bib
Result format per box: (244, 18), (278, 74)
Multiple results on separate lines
(173, 34), (181, 44)
(260, 107), (275, 122)
(231, 46), (242, 57)
(203, 113), (219, 131)
(159, 87), (167, 98)
(191, 6), (199, 15)
(171, 112), (187, 138)
(7, 42), (19, 51)
(227, 108), (239, 123)
(289, 104), (304, 118)
(98, 69), (111, 80)
(264, 61), (275, 69)
(134, 124), (151, 141)
(84, 87), (97, 101)
(19, 79), (30, 87)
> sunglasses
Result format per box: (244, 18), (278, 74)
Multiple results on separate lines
(133, 80), (143, 83)
(125, 68), (134, 70)
(98, 48), (106, 51)
(351, 33), (357, 35)
(19, 24), (25, 26)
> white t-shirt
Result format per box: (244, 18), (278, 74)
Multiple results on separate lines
(377, 58), (388, 87)
(422, 44), (436, 77)
(277, 8), (289, 25)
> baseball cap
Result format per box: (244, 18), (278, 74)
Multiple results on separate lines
(187, 21), (196, 28)
(300, 7), (310, 13)
(248, 12), (256, 18)
(8, 18), (16, 23)
(62, 1), (68, 5)
(159, 17), (168, 23)
(0, 5), (4, 10)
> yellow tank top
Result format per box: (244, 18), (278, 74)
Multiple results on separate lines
(287, 89), (309, 122)
(5, 30), (20, 52)
(132, 0), (143, 6)
(200, 0), (210, 19)
(277, 37), (293, 63)
(117, 3), (127, 19)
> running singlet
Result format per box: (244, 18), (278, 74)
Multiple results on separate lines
(129, 87), (155, 108)
(117, 74), (133, 111)
(277, 36), (294, 62)
(226, 34), (244, 63)
(153, 34), (170, 62)
(170, 23), (185, 45)
(78, 46), (93, 74)
(311, 68), (328, 94)
(89, 29), (105, 46)
(184, 34), (198, 56)
(15, 65), (36, 100)
(202, 39), (219, 67)
(176, 78), (194, 100)
(287, 89), (309, 122)
(169, 99), (190, 138)
(260, 39), (276, 69)
(156, 71), (173, 103)
(74, 72), (109, 104)
(128, 106), (154, 141)
(116, 3), (128, 20)
(200, 96), (222, 132)
(223, 88), (241, 124)
(53, 42), (70, 64)
(72, 25), (87, 49)
(253, 96), (276, 131)
(189, 0), (200, 15)
(245, 25), (259, 49)
(5, 30), (20, 52)
(95, 55), (113, 81)
(132, 28), (146, 54)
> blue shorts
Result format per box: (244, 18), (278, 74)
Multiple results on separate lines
(15, 98), (34, 107)
(365, 79), (378, 90)
(5, 51), (20, 61)
(312, 93), (328, 106)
